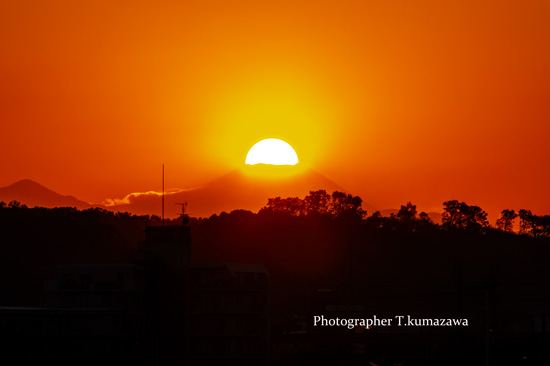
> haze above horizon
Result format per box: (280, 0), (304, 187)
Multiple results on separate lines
(1, 0), (549, 218)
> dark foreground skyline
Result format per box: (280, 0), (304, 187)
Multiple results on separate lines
(1, 200), (550, 364)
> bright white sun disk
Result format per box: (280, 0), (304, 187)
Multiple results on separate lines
(245, 139), (299, 165)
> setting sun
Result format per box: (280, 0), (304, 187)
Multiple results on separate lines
(245, 139), (299, 166)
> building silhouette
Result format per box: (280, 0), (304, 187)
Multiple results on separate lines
(189, 262), (269, 365)
(0, 223), (270, 365)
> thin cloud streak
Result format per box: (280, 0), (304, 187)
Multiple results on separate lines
(102, 189), (191, 207)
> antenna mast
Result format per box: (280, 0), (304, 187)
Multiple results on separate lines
(162, 164), (165, 226)
(176, 202), (189, 226)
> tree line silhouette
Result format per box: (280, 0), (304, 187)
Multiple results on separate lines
(251, 190), (550, 237)
(2, 190), (550, 237)
(259, 190), (365, 219)
(1, 193), (549, 306)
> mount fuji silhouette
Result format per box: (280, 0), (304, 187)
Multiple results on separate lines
(0, 168), (377, 218)
(106, 167), (377, 218)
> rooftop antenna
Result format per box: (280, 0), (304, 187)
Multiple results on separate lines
(162, 164), (165, 226)
(176, 202), (189, 226)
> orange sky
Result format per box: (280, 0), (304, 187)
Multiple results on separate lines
(1, 0), (549, 219)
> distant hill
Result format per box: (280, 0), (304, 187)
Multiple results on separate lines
(106, 167), (378, 218)
(0, 179), (92, 209)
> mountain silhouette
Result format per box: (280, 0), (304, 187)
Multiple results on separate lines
(0, 179), (92, 209)
(0, 176), (441, 221)
(106, 167), (378, 218)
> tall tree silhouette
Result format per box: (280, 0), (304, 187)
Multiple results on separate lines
(518, 209), (550, 237)
(397, 202), (418, 221)
(442, 200), (489, 231)
(496, 209), (517, 232)
(304, 190), (331, 215)
(518, 209), (533, 235)
(261, 197), (304, 216)
(330, 191), (365, 219)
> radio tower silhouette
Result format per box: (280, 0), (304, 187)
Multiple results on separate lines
(176, 202), (189, 226)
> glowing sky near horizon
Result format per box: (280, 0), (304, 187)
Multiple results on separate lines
(1, 0), (550, 219)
